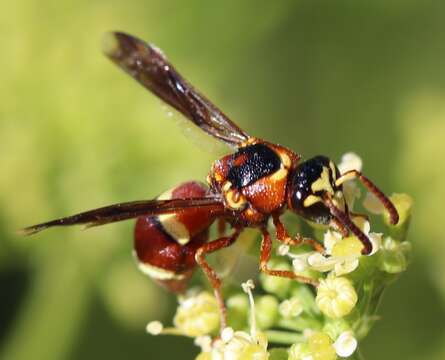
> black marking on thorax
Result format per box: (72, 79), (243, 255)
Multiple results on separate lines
(227, 143), (281, 189)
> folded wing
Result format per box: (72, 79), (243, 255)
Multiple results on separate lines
(102, 31), (251, 147)
(21, 197), (225, 235)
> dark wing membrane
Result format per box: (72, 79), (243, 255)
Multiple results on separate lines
(102, 31), (250, 147)
(21, 197), (225, 235)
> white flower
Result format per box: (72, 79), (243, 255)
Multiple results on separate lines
(316, 276), (358, 319)
(276, 245), (311, 273)
(338, 152), (362, 174)
(338, 153), (363, 210)
(333, 331), (358, 357)
(308, 251), (359, 277)
(309, 220), (383, 277)
(209, 328), (269, 360)
(351, 217), (382, 256)
(196, 280), (269, 360)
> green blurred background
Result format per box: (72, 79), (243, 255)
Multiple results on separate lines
(1, 1), (445, 359)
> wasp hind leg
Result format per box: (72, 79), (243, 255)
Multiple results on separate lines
(195, 227), (242, 332)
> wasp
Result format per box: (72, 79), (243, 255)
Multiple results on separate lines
(22, 32), (399, 331)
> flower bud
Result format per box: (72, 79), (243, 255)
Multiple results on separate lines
(308, 332), (337, 360)
(322, 318), (350, 341)
(279, 297), (304, 318)
(316, 277), (357, 319)
(290, 284), (319, 316)
(378, 237), (411, 274)
(260, 259), (292, 299)
(227, 293), (249, 330)
(256, 295), (279, 329)
(333, 331), (357, 358)
(384, 193), (413, 241)
(289, 332), (338, 360)
(173, 291), (220, 337)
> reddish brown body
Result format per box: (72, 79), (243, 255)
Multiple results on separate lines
(134, 181), (216, 293)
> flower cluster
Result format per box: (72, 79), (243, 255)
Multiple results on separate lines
(146, 153), (412, 359)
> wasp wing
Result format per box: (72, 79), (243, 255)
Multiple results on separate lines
(102, 31), (250, 147)
(21, 197), (225, 235)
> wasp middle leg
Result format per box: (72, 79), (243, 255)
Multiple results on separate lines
(272, 214), (325, 254)
(259, 227), (319, 287)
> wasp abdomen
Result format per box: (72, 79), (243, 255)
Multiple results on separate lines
(134, 181), (214, 293)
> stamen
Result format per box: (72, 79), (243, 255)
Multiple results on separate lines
(146, 321), (164, 335)
(241, 279), (257, 340)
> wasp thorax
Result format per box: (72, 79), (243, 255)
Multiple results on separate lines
(288, 155), (343, 225)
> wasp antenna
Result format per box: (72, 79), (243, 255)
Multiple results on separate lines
(323, 195), (373, 255)
(335, 170), (399, 225)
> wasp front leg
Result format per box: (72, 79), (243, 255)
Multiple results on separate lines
(195, 227), (242, 332)
(272, 214), (325, 254)
(259, 227), (319, 287)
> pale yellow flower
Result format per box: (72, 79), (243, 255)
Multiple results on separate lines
(289, 332), (337, 360)
(146, 291), (220, 338)
(195, 280), (269, 360)
(316, 276), (357, 319)
(174, 291), (220, 337)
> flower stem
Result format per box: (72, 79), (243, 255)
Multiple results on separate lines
(265, 330), (305, 345)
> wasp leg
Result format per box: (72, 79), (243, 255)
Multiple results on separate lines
(195, 227), (242, 332)
(259, 227), (319, 287)
(323, 194), (373, 255)
(272, 214), (325, 254)
(217, 218), (226, 237)
(329, 217), (349, 237)
(335, 170), (399, 225)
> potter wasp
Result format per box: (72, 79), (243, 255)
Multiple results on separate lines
(22, 32), (399, 330)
